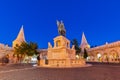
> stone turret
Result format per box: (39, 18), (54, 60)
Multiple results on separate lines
(12, 25), (26, 48)
(80, 32), (90, 52)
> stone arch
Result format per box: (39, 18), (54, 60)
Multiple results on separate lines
(109, 50), (119, 62)
(102, 53), (108, 62)
(93, 51), (102, 62)
(88, 52), (95, 61)
(56, 40), (61, 47)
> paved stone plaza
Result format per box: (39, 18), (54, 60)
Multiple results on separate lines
(0, 63), (120, 80)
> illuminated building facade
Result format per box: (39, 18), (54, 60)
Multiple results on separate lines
(80, 33), (120, 63)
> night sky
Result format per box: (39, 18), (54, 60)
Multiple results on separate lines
(0, 0), (120, 48)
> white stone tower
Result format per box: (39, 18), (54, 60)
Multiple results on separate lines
(12, 25), (26, 48)
(80, 32), (90, 52)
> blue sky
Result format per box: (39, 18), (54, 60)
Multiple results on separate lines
(0, 0), (120, 48)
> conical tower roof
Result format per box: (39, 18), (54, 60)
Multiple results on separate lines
(16, 25), (26, 42)
(80, 32), (90, 52)
(12, 25), (26, 48)
(80, 32), (88, 46)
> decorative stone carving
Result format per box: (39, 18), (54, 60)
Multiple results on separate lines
(72, 45), (75, 49)
(48, 42), (52, 48)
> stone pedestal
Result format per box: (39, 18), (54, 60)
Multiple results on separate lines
(40, 35), (86, 67)
(47, 36), (75, 60)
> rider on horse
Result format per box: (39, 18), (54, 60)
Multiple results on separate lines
(57, 20), (66, 37)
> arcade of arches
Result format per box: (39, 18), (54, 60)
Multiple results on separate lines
(87, 41), (120, 63)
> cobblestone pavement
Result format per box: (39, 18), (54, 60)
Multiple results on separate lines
(0, 63), (120, 80)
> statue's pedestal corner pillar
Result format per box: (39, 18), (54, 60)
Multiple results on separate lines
(66, 58), (71, 67)
(39, 60), (45, 66)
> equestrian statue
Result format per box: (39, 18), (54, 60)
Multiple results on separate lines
(57, 20), (66, 37)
